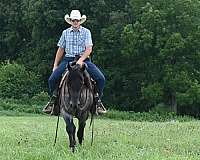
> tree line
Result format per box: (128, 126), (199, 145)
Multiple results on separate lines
(1, 0), (200, 116)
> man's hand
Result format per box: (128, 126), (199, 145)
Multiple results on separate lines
(76, 59), (84, 67)
(76, 47), (92, 68)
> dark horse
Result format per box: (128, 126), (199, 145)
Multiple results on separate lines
(58, 62), (96, 152)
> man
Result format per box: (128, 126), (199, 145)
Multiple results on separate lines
(43, 10), (107, 115)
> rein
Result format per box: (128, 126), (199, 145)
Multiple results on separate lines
(53, 114), (60, 146)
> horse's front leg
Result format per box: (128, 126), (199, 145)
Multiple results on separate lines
(63, 112), (76, 152)
(77, 113), (88, 145)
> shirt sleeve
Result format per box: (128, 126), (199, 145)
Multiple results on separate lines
(85, 29), (93, 47)
(57, 30), (66, 48)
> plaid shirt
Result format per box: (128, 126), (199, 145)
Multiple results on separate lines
(57, 26), (93, 57)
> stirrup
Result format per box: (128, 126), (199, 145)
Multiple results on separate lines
(42, 95), (57, 114)
(42, 102), (54, 114)
(50, 104), (60, 116)
(96, 100), (107, 114)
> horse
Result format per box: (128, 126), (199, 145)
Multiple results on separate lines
(57, 62), (96, 152)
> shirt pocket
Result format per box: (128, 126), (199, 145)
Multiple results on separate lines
(78, 35), (85, 46)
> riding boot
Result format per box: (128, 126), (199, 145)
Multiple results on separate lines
(94, 93), (107, 114)
(42, 89), (59, 115)
(96, 99), (107, 114)
(42, 95), (57, 114)
(50, 89), (60, 116)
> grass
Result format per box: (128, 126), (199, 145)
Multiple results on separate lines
(0, 97), (195, 122)
(0, 115), (200, 160)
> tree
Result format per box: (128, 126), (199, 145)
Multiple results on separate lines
(0, 0), (24, 60)
(121, 0), (200, 113)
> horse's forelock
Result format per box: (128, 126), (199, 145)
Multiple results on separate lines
(69, 68), (83, 80)
(67, 66), (85, 91)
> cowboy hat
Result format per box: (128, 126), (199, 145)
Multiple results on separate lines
(64, 10), (86, 25)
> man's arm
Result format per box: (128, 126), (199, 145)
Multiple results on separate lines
(76, 46), (92, 66)
(53, 47), (64, 71)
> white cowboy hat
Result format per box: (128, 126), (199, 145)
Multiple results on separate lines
(64, 10), (86, 25)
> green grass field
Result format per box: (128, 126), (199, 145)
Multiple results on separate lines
(0, 115), (200, 160)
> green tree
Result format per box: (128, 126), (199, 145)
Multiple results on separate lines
(0, 0), (24, 60)
(0, 62), (41, 99)
(121, 0), (200, 113)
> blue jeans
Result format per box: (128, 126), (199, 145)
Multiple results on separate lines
(48, 57), (105, 98)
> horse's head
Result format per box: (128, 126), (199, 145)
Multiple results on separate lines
(67, 63), (85, 108)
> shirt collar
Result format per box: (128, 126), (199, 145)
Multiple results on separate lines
(69, 26), (82, 32)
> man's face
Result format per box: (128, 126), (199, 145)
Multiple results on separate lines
(71, 19), (81, 29)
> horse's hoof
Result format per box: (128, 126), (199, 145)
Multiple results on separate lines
(79, 142), (82, 145)
(70, 147), (75, 153)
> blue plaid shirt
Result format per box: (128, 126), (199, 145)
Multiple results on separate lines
(57, 26), (93, 57)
